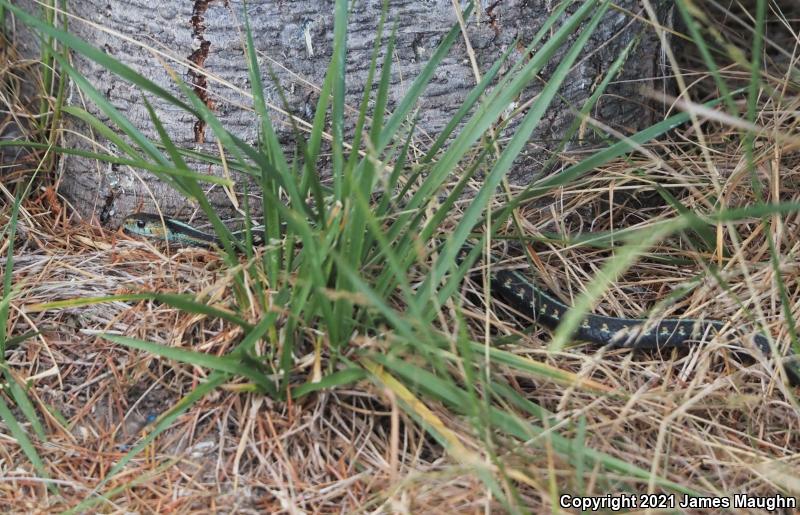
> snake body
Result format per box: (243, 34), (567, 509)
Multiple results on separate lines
(490, 266), (770, 351)
(122, 212), (799, 385)
(122, 213), (265, 248)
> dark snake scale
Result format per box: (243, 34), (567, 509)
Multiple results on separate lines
(122, 213), (800, 386)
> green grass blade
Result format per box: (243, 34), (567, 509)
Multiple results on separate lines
(547, 201), (800, 353)
(290, 367), (368, 398)
(344, 0), (387, 177)
(2, 1), (196, 115)
(656, 184), (719, 253)
(494, 96), (729, 222)
(425, 0), (611, 301)
(0, 171), (49, 482)
(537, 36), (637, 175)
(4, 330), (39, 349)
(375, 2), (474, 152)
(102, 334), (276, 394)
(675, 0), (736, 114)
(404, 0), (598, 219)
(46, 51), (178, 195)
(371, 353), (696, 496)
(369, 16), (395, 144)
(0, 395), (51, 490)
(26, 293), (253, 330)
(419, 41), (516, 165)
(1, 370), (46, 440)
(87, 372), (227, 503)
(330, 0), (348, 198)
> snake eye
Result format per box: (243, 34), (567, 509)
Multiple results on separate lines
(136, 219), (146, 229)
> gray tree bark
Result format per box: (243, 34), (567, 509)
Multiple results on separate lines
(9, 0), (671, 226)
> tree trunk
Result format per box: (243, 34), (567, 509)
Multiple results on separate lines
(9, 0), (671, 226)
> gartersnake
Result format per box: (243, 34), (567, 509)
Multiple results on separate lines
(122, 212), (800, 385)
(122, 213), (265, 248)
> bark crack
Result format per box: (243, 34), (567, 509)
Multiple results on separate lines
(188, 0), (226, 143)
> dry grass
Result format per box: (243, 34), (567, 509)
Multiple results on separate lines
(2, 2), (800, 513)
(4, 136), (799, 512)
(3, 235), (455, 511)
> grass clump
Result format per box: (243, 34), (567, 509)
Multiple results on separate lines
(1, 0), (799, 511)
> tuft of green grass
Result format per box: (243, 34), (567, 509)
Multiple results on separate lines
(3, 0), (799, 510)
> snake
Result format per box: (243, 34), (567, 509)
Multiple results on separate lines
(121, 212), (800, 385)
(121, 212), (265, 248)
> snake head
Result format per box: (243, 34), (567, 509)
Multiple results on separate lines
(121, 213), (168, 240)
(120, 213), (218, 248)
